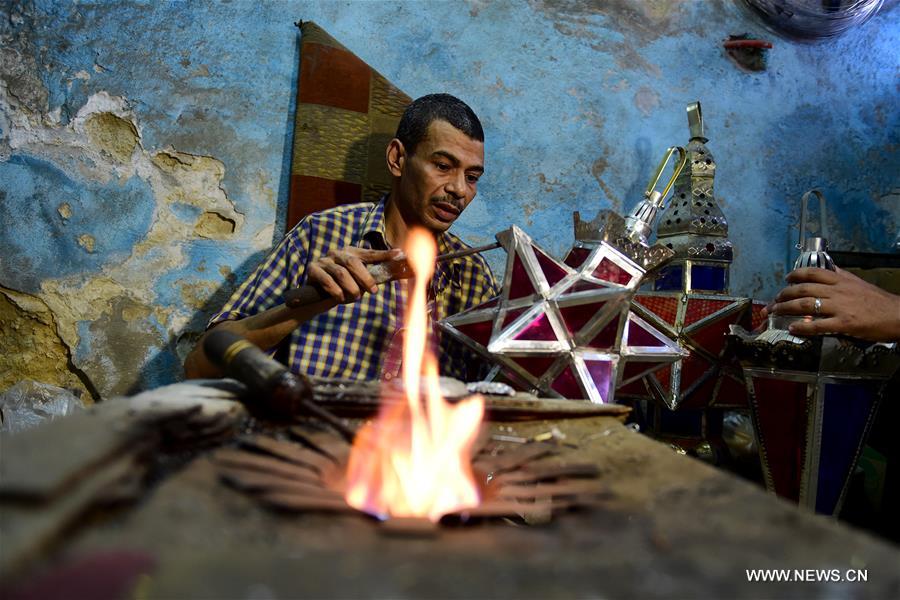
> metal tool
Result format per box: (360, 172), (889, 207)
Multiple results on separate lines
(283, 239), (503, 309)
(203, 329), (355, 441)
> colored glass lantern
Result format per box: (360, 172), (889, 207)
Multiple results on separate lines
(620, 102), (765, 413)
(728, 190), (899, 514)
(440, 148), (690, 404)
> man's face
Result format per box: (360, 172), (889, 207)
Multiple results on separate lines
(394, 119), (485, 233)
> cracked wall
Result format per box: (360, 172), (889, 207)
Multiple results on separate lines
(0, 1), (897, 396)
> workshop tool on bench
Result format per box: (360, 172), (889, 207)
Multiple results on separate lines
(203, 329), (355, 441)
(282, 238), (504, 309)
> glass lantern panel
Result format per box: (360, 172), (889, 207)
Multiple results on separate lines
(684, 298), (733, 327)
(535, 247), (568, 288)
(512, 312), (558, 342)
(679, 355), (713, 392)
(587, 315), (621, 349)
(563, 246), (591, 269)
(678, 365), (719, 410)
(751, 376), (809, 502)
(592, 257), (633, 285)
(653, 265), (683, 291)
(454, 318), (494, 348)
(509, 355), (558, 379)
(654, 364), (672, 389)
(509, 254), (536, 300)
(688, 314), (736, 357)
(550, 365), (583, 399)
(816, 382), (879, 515)
(627, 320), (667, 347)
(634, 294), (680, 326)
(585, 359), (614, 403)
(559, 302), (606, 337)
(712, 372), (749, 408)
(690, 265), (727, 292)
(501, 307), (527, 328)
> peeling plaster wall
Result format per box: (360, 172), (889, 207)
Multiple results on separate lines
(1, 1), (897, 397)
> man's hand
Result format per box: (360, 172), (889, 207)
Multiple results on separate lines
(762, 267), (900, 342)
(306, 247), (404, 303)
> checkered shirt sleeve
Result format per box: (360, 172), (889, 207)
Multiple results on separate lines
(207, 221), (311, 336)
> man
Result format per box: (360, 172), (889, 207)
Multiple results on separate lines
(184, 94), (498, 381)
(762, 266), (900, 342)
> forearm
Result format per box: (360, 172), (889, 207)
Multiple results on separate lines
(183, 298), (336, 379)
(876, 293), (900, 342)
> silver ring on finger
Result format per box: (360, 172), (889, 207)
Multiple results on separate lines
(813, 297), (822, 316)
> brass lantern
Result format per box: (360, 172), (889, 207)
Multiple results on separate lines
(618, 102), (764, 450)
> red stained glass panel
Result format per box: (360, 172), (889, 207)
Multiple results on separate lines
(559, 302), (606, 336)
(592, 257), (634, 285)
(563, 246), (591, 269)
(551, 366), (583, 398)
(501, 307), (527, 328)
(634, 294), (680, 326)
(510, 355), (558, 379)
(688, 314), (736, 357)
(751, 377), (810, 502)
(454, 318), (494, 348)
(621, 360), (665, 383)
(684, 298), (734, 326)
(587, 315), (621, 349)
(679, 354), (713, 391)
(535, 247), (569, 288)
(509, 255), (536, 300)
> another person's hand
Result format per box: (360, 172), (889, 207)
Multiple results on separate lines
(306, 247), (404, 303)
(762, 267), (900, 342)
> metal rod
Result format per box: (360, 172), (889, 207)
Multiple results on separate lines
(435, 241), (502, 262)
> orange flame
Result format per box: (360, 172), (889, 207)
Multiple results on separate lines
(344, 227), (485, 522)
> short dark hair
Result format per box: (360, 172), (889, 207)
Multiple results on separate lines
(395, 94), (484, 155)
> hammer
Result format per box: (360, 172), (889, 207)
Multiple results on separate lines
(283, 239), (503, 309)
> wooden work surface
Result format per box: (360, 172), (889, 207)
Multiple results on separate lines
(41, 417), (900, 598)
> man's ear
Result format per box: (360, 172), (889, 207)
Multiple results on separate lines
(386, 138), (406, 177)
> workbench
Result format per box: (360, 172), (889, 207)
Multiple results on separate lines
(17, 415), (899, 599)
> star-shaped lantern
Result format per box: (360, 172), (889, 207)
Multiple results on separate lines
(441, 225), (684, 403)
(440, 148), (689, 404)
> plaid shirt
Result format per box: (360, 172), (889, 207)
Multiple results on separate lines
(208, 200), (499, 381)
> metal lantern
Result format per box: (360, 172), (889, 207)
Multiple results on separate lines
(440, 148), (689, 404)
(728, 190), (899, 515)
(619, 102), (764, 423)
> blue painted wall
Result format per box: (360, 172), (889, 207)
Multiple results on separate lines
(1, 0), (897, 396)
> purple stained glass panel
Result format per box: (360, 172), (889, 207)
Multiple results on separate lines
(585, 359), (613, 403)
(627, 321), (666, 347)
(513, 312), (558, 341)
